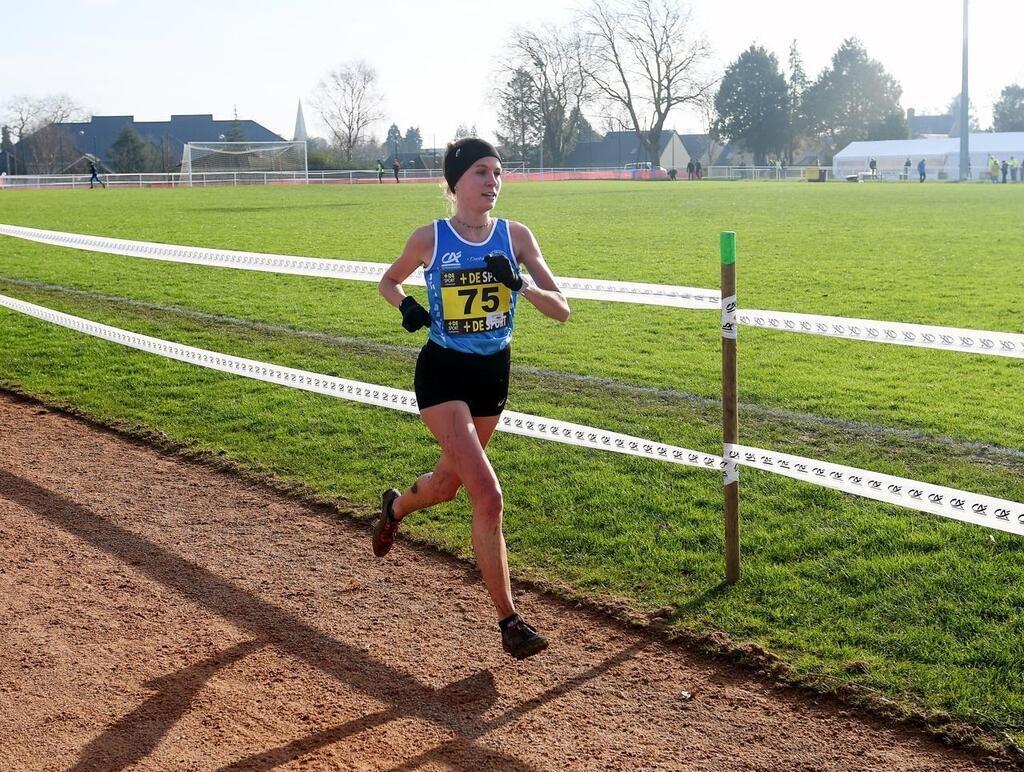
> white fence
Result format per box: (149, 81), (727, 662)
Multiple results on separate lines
(12, 164), (1021, 189)
(704, 165), (814, 181)
(1, 165), (827, 190)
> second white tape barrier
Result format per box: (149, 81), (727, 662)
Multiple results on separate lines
(729, 443), (1024, 535)
(0, 293), (722, 472)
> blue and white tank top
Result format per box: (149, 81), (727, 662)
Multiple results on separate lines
(424, 218), (519, 355)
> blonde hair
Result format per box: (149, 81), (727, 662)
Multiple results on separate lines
(439, 139), (462, 209)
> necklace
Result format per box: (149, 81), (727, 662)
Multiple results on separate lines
(451, 216), (492, 231)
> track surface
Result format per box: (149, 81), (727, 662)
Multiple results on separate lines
(0, 392), (1006, 770)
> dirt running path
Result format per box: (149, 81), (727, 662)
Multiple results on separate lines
(0, 392), (1007, 770)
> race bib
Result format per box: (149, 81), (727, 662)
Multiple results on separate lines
(440, 268), (511, 335)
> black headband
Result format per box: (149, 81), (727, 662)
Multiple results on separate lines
(444, 139), (501, 191)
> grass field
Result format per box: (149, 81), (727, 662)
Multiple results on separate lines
(1, 180), (1022, 744)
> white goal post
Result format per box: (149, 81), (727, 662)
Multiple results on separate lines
(179, 141), (308, 185)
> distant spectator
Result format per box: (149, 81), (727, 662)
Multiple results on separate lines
(668, 167), (677, 181)
(694, 159), (703, 180)
(903, 157), (911, 181)
(917, 158), (926, 182)
(989, 156), (1000, 183)
(869, 158), (877, 178)
(392, 158), (401, 183)
(1011, 156), (1019, 183)
(376, 159), (385, 184)
(1001, 159), (1009, 184)
(88, 160), (106, 189)
(686, 159), (695, 180)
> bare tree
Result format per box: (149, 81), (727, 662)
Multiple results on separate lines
(3, 93), (87, 173)
(579, 0), (714, 168)
(313, 60), (384, 162)
(25, 124), (83, 173)
(4, 96), (38, 143)
(352, 137), (383, 164)
(3, 94), (85, 141)
(695, 92), (721, 167)
(497, 24), (594, 166)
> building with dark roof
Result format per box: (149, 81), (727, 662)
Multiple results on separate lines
(906, 108), (953, 139)
(564, 130), (689, 170)
(17, 114), (285, 172)
(383, 150), (442, 171)
(679, 133), (764, 167)
(678, 134), (711, 165)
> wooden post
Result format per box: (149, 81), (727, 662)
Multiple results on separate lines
(720, 231), (740, 584)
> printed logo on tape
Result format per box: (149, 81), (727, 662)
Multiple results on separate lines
(722, 294), (738, 340)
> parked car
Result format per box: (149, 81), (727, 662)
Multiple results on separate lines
(624, 162), (668, 177)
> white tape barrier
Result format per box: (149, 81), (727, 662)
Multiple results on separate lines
(739, 309), (1024, 359)
(0, 224), (719, 310)
(4, 223), (1021, 357)
(0, 294), (722, 472)
(2, 292), (1021, 536)
(0, 223), (423, 286)
(729, 444), (1024, 536)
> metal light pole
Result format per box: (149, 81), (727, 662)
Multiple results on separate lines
(959, 0), (970, 181)
(539, 120), (544, 174)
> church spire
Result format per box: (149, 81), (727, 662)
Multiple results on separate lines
(293, 100), (308, 142)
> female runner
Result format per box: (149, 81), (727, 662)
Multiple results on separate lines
(375, 137), (570, 659)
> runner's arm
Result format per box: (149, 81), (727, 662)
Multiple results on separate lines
(509, 221), (570, 322)
(379, 225), (433, 308)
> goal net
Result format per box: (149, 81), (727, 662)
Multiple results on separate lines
(179, 141), (307, 184)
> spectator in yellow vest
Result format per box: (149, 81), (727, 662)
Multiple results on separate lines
(1010, 156), (1019, 183)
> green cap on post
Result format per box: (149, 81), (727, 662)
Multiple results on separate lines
(720, 231), (736, 265)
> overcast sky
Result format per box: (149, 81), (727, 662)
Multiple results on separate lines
(7, 0), (1022, 146)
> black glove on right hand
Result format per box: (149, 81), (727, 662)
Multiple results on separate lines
(399, 296), (431, 332)
(484, 251), (524, 292)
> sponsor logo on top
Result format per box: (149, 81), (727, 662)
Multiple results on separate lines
(441, 251), (462, 267)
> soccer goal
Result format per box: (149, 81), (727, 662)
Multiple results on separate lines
(179, 141), (308, 185)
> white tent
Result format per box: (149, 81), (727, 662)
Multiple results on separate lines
(833, 133), (1024, 180)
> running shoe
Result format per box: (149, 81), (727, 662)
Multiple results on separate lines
(501, 615), (549, 660)
(372, 488), (401, 557)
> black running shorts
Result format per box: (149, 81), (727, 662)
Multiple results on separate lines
(414, 339), (511, 417)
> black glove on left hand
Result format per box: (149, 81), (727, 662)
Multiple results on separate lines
(484, 251), (523, 292)
(399, 296), (431, 332)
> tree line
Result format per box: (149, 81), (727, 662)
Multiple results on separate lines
(314, 0), (1024, 171)
(713, 39), (910, 167)
(6, 0), (1024, 174)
